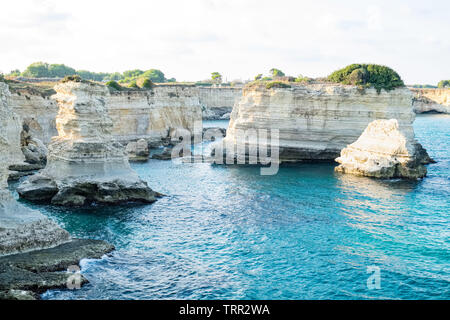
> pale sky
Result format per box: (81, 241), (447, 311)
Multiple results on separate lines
(0, 0), (449, 84)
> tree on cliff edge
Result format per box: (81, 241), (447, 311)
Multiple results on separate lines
(270, 68), (285, 78)
(211, 72), (222, 84)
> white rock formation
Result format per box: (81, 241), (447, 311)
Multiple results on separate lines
(0, 82), (70, 256)
(126, 139), (149, 161)
(0, 83), (26, 166)
(10, 89), (58, 144)
(335, 119), (429, 179)
(223, 83), (429, 162)
(198, 87), (242, 120)
(9, 85), (238, 150)
(106, 85), (202, 145)
(411, 88), (450, 114)
(17, 81), (158, 206)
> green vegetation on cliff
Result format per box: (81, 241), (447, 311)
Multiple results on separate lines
(438, 80), (450, 88)
(11, 62), (173, 84)
(265, 81), (291, 89)
(328, 64), (404, 92)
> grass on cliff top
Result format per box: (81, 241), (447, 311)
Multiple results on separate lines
(4, 77), (56, 98)
(327, 64), (405, 93)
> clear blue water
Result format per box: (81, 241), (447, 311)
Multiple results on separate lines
(15, 115), (450, 300)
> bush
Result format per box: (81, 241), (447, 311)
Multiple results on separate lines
(265, 81), (291, 89)
(437, 80), (450, 88)
(0, 73), (4, 82)
(128, 80), (138, 88)
(328, 64), (404, 93)
(61, 75), (83, 83)
(295, 75), (312, 83)
(137, 78), (154, 89)
(106, 80), (123, 91)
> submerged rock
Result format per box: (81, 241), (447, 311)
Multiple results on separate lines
(17, 81), (159, 206)
(335, 119), (431, 179)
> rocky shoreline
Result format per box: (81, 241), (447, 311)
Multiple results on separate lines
(0, 239), (114, 300)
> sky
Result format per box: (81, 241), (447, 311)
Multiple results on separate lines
(0, 0), (449, 84)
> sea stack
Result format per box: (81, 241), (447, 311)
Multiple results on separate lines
(0, 82), (70, 256)
(222, 82), (421, 162)
(335, 119), (430, 179)
(17, 80), (158, 206)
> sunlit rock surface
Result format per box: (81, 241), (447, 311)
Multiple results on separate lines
(411, 88), (450, 114)
(223, 83), (423, 162)
(0, 82), (70, 256)
(335, 119), (429, 179)
(17, 81), (158, 206)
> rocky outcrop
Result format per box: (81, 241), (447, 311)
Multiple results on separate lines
(107, 85), (202, 145)
(0, 239), (114, 299)
(8, 84), (238, 152)
(0, 82), (70, 256)
(222, 83), (423, 162)
(335, 119), (429, 179)
(411, 88), (450, 114)
(17, 81), (159, 206)
(9, 89), (58, 145)
(126, 139), (149, 161)
(198, 87), (242, 119)
(0, 83), (26, 167)
(20, 124), (47, 166)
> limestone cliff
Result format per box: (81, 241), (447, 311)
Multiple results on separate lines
(411, 88), (450, 114)
(335, 119), (428, 179)
(198, 87), (242, 119)
(0, 82), (70, 256)
(0, 83), (25, 166)
(106, 86), (202, 145)
(8, 84), (238, 151)
(223, 83), (422, 162)
(10, 90), (58, 144)
(17, 81), (158, 206)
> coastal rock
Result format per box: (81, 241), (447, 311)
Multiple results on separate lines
(126, 139), (150, 161)
(17, 81), (158, 206)
(199, 86), (242, 120)
(106, 86), (202, 144)
(411, 88), (450, 114)
(0, 239), (114, 298)
(335, 119), (428, 179)
(222, 83), (428, 162)
(0, 82), (70, 256)
(9, 84), (237, 149)
(0, 82), (25, 167)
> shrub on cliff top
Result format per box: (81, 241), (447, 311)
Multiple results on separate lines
(137, 78), (154, 89)
(106, 80), (123, 91)
(60, 75), (83, 83)
(438, 80), (450, 88)
(0, 73), (4, 82)
(328, 64), (404, 93)
(265, 81), (291, 89)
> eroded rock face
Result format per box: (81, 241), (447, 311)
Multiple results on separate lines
(0, 82), (70, 256)
(0, 83), (25, 167)
(335, 119), (429, 179)
(126, 139), (150, 161)
(17, 81), (158, 206)
(411, 88), (450, 114)
(223, 83), (420, 162)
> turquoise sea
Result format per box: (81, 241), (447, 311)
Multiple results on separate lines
(14, 115), (449, 300)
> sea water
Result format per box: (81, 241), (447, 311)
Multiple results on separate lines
(24, 115), (449, 300)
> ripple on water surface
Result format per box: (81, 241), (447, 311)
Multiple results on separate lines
(28, 115), (449, 299)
